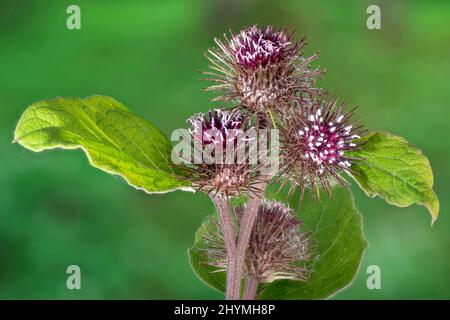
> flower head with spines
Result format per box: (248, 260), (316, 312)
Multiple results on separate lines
(204, 25), (323, 120)
(280, 95), (364, 198)
(185, 109), (261, 197)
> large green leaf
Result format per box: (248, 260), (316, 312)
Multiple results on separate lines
(189, 185), (367, 299)
(348, 131), (439, 224)
(13, 96), (190, 193)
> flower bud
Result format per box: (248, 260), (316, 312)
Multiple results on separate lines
(201, 200), (315, 283)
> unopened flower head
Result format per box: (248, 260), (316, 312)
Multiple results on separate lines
(281, 95), (364, 196)
(204, 25), (322, 119)
(201, 200), (315, 283)
(185, 109), (261, 197)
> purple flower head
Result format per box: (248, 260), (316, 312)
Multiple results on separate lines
(204, 25), (322, 117)
(231, 26), (291, 69)
(184, 109), (261, 197)
(188, 109), (244, 148)
(299, 107), (358, 173)
(281, 96), (364, 197)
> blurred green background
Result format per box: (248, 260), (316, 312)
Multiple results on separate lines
(0, 0), (449, 299)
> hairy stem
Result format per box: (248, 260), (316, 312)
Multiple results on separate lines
(211, 195), (237, 300)
(231, 181), (267, 299)
(243, 276), (258, 300)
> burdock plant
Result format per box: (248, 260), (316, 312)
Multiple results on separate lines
(13, 25), (439, 300)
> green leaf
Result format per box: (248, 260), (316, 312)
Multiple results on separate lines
(188, 215), (227, 294)
(348, 131), (439, 224)
(188, 185), (367, 300)
(13, 96), (191, 193)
